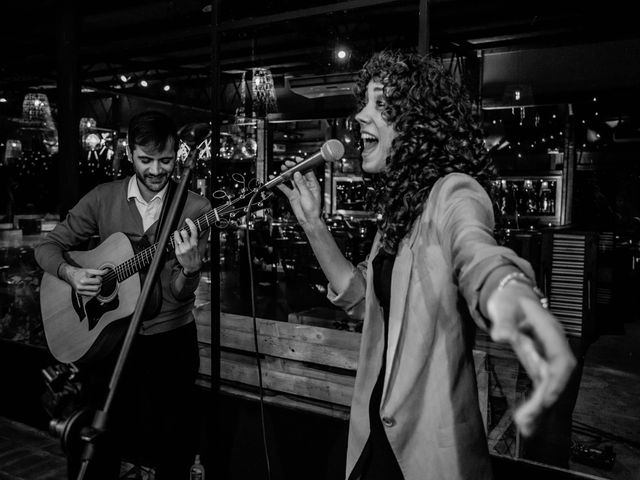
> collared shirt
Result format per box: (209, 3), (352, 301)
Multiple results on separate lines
(127, 176), (168, 232)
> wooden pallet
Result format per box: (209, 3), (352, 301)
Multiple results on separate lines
(195, 307), (489, 431)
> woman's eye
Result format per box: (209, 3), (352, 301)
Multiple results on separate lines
(376, 100), (386, 108)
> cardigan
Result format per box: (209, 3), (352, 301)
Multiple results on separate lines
(35, 177), (211, 335)
(328, 173), (536, 480)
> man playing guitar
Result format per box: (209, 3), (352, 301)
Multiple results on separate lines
(35, 110), (211, 479)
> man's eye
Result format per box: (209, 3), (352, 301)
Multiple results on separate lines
(376, 100), (386, 108)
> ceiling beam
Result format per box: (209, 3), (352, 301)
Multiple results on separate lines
(217, 0), (412, 31)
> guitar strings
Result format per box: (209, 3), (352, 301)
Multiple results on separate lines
(100, 192), (263, 285)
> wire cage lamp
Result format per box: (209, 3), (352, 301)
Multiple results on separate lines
(251, 67), (278, 117)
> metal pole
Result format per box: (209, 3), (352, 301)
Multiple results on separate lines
(418, 0), (429, 55)
(56, 0), (80, 217)
(208, 0), (222, 473)
(561, 104), (575, 225)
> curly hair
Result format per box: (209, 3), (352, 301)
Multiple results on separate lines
(354, 50), (495, 253)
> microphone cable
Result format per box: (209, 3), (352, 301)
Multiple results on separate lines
(243, 188), (272, 480)
(236, 140), (344, 479)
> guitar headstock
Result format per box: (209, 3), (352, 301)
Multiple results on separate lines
(210, 181), (273, 228)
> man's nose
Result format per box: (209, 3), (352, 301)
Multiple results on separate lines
(149, 161), (161, 174)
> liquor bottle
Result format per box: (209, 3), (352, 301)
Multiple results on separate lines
(190, 454), (205, 480)
(523, 180), (537, 213)
(539, 181), (553, 214)
(498, 179), (508, 215)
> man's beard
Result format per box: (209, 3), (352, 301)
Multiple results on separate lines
(138, 172), (169, 192)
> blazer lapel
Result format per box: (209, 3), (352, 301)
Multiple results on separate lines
(381, 216), (424, 402)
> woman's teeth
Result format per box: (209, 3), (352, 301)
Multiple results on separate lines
(360, 133), (378, 151)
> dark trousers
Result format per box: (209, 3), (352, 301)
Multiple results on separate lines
(68, 321), (201, 479)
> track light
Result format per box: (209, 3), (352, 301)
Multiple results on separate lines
(335, 47), (350, 61)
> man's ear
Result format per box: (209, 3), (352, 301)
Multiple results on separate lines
(126, 145), (133, 163)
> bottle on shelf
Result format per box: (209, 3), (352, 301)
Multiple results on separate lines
(498, 179), (508, 215)
(523, 179), (537, 214)
(539, 180), (554, 214)
(190, 454), (205, 480)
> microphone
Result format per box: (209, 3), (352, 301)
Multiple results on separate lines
(262, 139), (345, 190)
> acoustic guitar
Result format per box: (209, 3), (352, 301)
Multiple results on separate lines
(40, 188), (269, 365)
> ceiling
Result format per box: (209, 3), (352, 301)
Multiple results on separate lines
(1, 0), (639, 114)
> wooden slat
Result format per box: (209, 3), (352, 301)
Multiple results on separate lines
(200, 348), (355, 406)
(198, 311), (361, 370)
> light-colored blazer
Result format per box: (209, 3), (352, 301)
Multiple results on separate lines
(328, 173), (535, 480)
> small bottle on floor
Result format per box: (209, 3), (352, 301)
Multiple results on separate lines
(189, 454), (205, 480)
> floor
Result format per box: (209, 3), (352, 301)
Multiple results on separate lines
(568, 319), (640, 479)
(0, 417), (66, 480)
(0, 416), (155, 480)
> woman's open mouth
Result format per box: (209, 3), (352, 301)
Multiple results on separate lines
(360, 132), (379, 156)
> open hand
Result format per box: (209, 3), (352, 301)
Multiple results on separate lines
(487, 282), (577, 437)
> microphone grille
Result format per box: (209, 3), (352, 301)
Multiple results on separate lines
(321, 139), (345, 162)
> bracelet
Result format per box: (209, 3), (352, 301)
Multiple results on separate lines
(497, 271), (549, 309)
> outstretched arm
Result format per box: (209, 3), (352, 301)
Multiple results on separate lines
(435, 173), (576, 438)
(485, 275), (576, 437)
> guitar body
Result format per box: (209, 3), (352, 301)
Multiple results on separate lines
(40, 188), (270, 365)
(40, 232), (141, 364)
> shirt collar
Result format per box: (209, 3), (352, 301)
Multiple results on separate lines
(127, 175), (168, 204)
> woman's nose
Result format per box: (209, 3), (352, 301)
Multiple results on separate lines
(355, 107), (369, 125)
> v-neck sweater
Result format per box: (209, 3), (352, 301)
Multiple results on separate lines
(35, 177), (211, 335)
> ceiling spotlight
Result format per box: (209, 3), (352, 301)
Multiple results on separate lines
(140, 79), (148, 87)
(336, 49), (348, 60)
(120, 74), (129, 82)
(163, 84), (170, 92)
(0, 97), (7, 103)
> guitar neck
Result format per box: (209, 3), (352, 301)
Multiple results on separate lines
(111, 188), (266, 282)
(113, 208), (219, 282)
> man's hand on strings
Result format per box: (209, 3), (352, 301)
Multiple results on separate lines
(174, 218), (201, 275)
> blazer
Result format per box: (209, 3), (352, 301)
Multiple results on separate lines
(328, 173), (536, 480)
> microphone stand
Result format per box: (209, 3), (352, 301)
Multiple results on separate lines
(75, 148), (198, 480)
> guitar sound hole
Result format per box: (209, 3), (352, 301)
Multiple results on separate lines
(100, 269), (117, 299)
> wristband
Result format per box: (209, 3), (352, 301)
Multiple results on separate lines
(182, 268), (200, 278)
